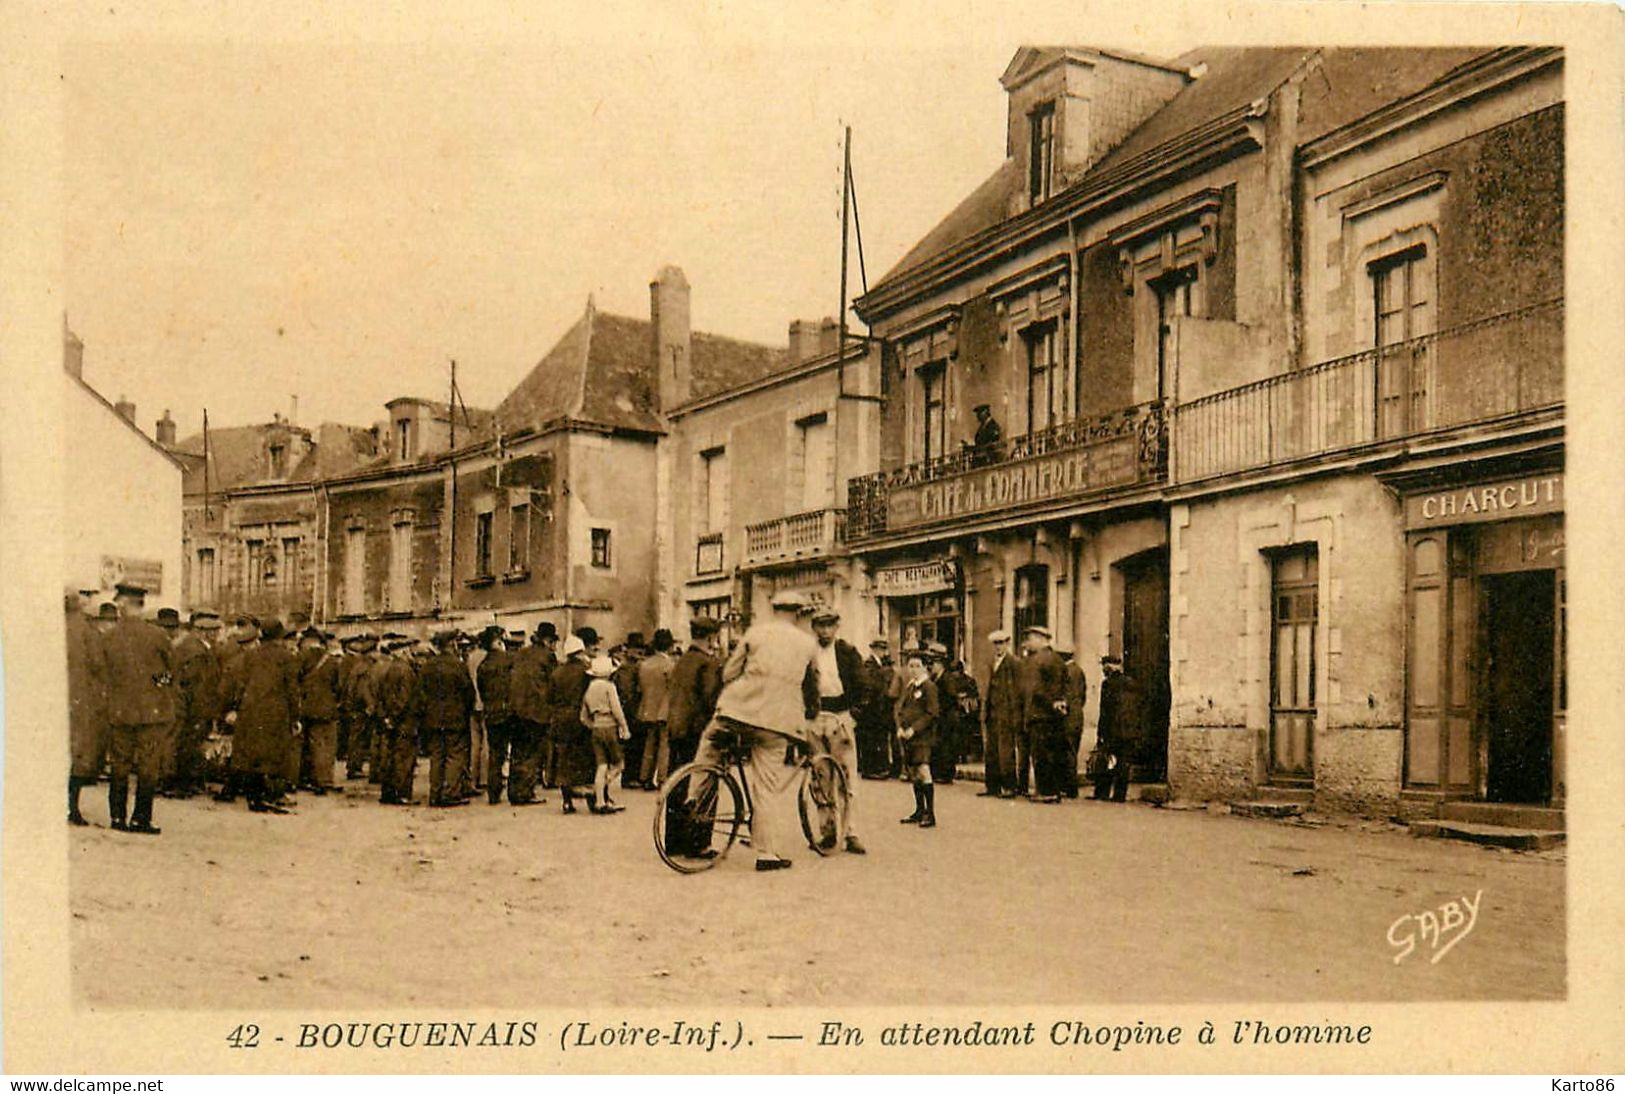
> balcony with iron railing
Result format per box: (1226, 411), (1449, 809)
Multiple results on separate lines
(847, 400), (1167, 543)
(742, 507), (847, 568)
(1172, 298), (1563, 484)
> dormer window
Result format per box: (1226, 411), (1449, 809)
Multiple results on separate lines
(396, 418), (414, 461)
(267, 443), (287, 478)
(1028, 100), (1056, 204)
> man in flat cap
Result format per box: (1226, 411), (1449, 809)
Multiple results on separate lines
(612, 633), (645, 788)
(372, 636), (420, 805)
(853, 638), (896, 780)
(418, 630), (475, 806)
(340, 633), (378, 781)
(686, 590), (821, 871)
(1020, 625), (1069, 803)
(102, 585), (174, 833)
(981, 629), (1021, 798)
(167, 610), (223, 798)
(659, 615), (726, 856)
(1093, 653), (1141, 803)
(634, 628), (677, 790)
(476, 627), (517, 804)
(65, 591), (107, 826)
(966, 403), (1003, 466)
(806, 606), (866, 854)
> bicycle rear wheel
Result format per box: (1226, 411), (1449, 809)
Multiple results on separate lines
(653, 762), (747, 873)
(798, 754), (850, 856)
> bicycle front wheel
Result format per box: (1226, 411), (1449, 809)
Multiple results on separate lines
(798, 754), (850, 856)
(653, 762), (747, 874)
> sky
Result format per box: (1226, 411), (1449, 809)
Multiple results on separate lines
(60, 4), (1217, 441)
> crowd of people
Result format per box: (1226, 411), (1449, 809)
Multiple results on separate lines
(64, 580), (1153, 861)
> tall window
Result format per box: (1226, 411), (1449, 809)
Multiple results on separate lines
(474, 511), (494, 577)
(1269, 548), (1319, 778)
(268, 444), (287, 478)
(281, 536), (300, 593)
(509, 502), (530, 571)
(1372, 246), (1434, 437)
(1025, 323), (1061, 434)
(195, 548), (217, 603)
(245, 539), (266, 593)
(590, 527), (612, 569)
(1014, 563), (1050, 639)
(395, 418), (414, 461)
(1153, 266), (1197, 404)
(700, 447), (729, 534)
(796, 414), (833, 511)
(1028, 101), (1055, 204)
(388, 517), (413, 611)
(343, 526), (366, 615)
(921, 363), (946, 463)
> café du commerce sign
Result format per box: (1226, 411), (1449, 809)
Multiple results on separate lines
(886, 434), (1139, 531)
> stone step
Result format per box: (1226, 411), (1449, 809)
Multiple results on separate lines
(1229, 799), (1305, 818)
(1437, 801), (1565, 829)
(1408, 819), (1565, 851)
(1255, 785), (1314, 805)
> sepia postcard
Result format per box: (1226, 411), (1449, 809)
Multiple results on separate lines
(1, 0), (1621, 1076)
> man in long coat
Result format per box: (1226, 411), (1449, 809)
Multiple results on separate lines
(980, 630), (1021, 798)
(853, 639), (894, 779)
(222, 619), (299, 813)
(339, 633), (377, 780)
(418, 630), (476, 807)
(296, 629), (342, 794)
(1059, 649), (1089, 799)
(549, 633), (596, 812)
(505, 625), (553, 804)
(66, 593), (108, 826)
(102, 586), (175, 833)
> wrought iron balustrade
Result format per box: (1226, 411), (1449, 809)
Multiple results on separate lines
(1171, 298), (1563, 484)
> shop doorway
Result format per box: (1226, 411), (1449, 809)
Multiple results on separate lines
(1480, 570), (1556, 804)
(1119, 548), (1170, 781)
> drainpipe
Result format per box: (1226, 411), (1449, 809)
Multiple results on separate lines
(1067, 215), (1081, 418)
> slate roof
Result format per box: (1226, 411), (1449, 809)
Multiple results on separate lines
(873, 45), (1500, 289)
(494, 302), (786, 435)
(172, 420), (382, 493)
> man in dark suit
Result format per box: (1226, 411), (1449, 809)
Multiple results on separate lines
(102, 585), (174, 834)
(476, 628), (517, 804)
(221, 619), (300, 813)
(169, 611), (223, 798)
(506, 623), (554, 804)
(418, 630), (475, 807)
(1058, 649), (1089, 799)
(1094, 654), (1140, 803)
(339, 633), (377, 780)
(372, 637), (419, 805)
(854, 639), (894, 779)
(666, 616), (724, 773)
(1020, 625), (1070, 803)
(807, 607), (866, 854)
(980, 630), (1020, 798)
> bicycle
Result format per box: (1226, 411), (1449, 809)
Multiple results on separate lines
(652, 720), (850, 873)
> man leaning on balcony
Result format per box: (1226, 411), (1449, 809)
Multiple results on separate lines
(963, 404), (1003, 467)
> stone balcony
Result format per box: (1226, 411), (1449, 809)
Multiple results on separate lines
(742, 507), (847, 569)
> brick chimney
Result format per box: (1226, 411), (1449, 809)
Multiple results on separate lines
(788, 318), (842, 365)
(650, 265), (691, 411)
(155, 409), (176, 446)
(114, 395), (136, 423)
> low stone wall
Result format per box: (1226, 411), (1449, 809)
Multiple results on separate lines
(1168, 724), (1256, 802)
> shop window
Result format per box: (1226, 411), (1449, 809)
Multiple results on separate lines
(1014, 563), (1050, 639)
(591, 528), (612, 569)
(509, 503), (531, 572)
(474, 511), (494, 577)
(343, 526), (366, 615)
(1028, 100), (1055, 204)
(900, 592), (960, 661)
(921, 363), (947, 463)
